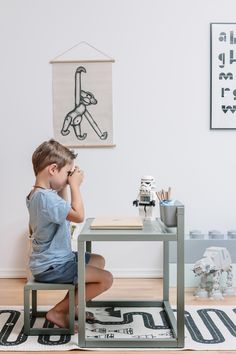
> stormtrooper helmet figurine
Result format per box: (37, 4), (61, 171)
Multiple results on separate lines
(133, 175), (157, 220)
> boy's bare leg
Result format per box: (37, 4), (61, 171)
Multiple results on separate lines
(46, 264), (113, 329)
(45, 297), (72, 330)
(47, 253), (105, 323)
(85, 265), (113, 301)
(75, 253), (105, 319)
(87, 254), (105, 269)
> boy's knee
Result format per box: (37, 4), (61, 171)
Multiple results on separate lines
(107, 271), (113, 287)
(103, 270), (113, 290)
(98, 254), (106, 269)
(90, 254), (106, 269)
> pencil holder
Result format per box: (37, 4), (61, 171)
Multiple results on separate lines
(159, 201), (177, 227)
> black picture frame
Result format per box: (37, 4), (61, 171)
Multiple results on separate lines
(210, 23), (236, 130)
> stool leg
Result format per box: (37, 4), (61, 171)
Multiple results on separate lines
(69, 287), (75, 334)
(24, 288), (30, 335)
(24, 282), (75, 336)
(32, 290), (37, 317)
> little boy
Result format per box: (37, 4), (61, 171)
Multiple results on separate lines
(27, 139), (113, 329)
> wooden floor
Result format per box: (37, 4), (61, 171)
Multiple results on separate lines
(0, 278), (235, 354)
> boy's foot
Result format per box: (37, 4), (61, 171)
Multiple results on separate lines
(74, 309), (95, 321)
(86, 311), (95, 321)
(46, 308), (69, 329)
(46, 309), (78, 333)
(74, 323), (78, 333)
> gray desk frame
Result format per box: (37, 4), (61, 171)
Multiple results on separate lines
(77, 203), (184, 348)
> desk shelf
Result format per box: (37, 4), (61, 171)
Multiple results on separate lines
(77, 202), (184, 348)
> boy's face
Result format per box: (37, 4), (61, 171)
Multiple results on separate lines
(50, 162), (74, 191)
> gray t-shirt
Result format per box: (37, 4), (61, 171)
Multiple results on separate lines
(26, 189), (74, 275)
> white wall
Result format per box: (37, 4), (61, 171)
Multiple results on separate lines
(1, 0), (236, 278)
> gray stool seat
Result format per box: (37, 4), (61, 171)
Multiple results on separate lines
(24, 279), (75, 335)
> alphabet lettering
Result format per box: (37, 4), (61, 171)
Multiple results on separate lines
(219, 72), (233, 80)
(222, 105), (236, 113)
(230, 31), (236, 44)
(233, 89), (236, 100)
(221, 88), (230, 97)
(219, 32), (227, 42)
(230, 50), (236, 65)
(218, 53), (225, 68)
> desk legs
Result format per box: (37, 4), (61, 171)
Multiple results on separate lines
(86, 240), (91, 253)
(163, 241), (169, 301)
(164, 207), (185, 348)
(77, 211), (185, 348)
(78, 240), (86, 347)
(177, 207), (185, 347)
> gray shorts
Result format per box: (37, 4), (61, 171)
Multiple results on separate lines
(34, 251), (91, 285)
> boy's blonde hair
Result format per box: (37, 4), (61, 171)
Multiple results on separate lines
(32, 139), (77, 176)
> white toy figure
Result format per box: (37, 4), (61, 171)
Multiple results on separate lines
(193, 247), (235, 299)
(133, 176), (157, 220)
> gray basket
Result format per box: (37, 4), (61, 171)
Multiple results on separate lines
(160, 203), (177, 227)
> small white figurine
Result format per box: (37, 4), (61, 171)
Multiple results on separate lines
(133, 176), (157, 220)
(193, 247), (235, 299)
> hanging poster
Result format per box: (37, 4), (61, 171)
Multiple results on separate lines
(51, 42), (115, 147)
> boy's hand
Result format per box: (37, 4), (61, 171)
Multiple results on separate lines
(68, 166), (84, 188)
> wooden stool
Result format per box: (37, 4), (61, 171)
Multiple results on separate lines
(24, 279), (75, 335)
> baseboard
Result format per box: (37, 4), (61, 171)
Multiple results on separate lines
(109, 268), (163, 278)
(0, 268), (163, 279)
(0, 268), (26, 278)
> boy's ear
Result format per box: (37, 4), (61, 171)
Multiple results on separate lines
(48, 163), (58, 175)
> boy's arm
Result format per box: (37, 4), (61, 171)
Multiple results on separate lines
(28, 224), (33, 236)
(66, 168), (85, 223)
(58, 185), (68, 201)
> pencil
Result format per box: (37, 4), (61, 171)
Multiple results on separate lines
(156, 192), (161, 201)
(161, 189), (165, 200)
(168, 187), (171, 200)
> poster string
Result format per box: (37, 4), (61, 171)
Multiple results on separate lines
(51, 41), (114, 61)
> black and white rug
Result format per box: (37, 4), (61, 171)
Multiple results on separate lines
(0, 305), (236, 351)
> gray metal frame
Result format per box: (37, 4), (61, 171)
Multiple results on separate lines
(77, 202), (185, 348)
(23, 279), (75, 335)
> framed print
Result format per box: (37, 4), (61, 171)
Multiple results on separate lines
(210, 23), (236, 129)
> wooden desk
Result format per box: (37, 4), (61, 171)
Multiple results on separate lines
(77, 204), (184, 348)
